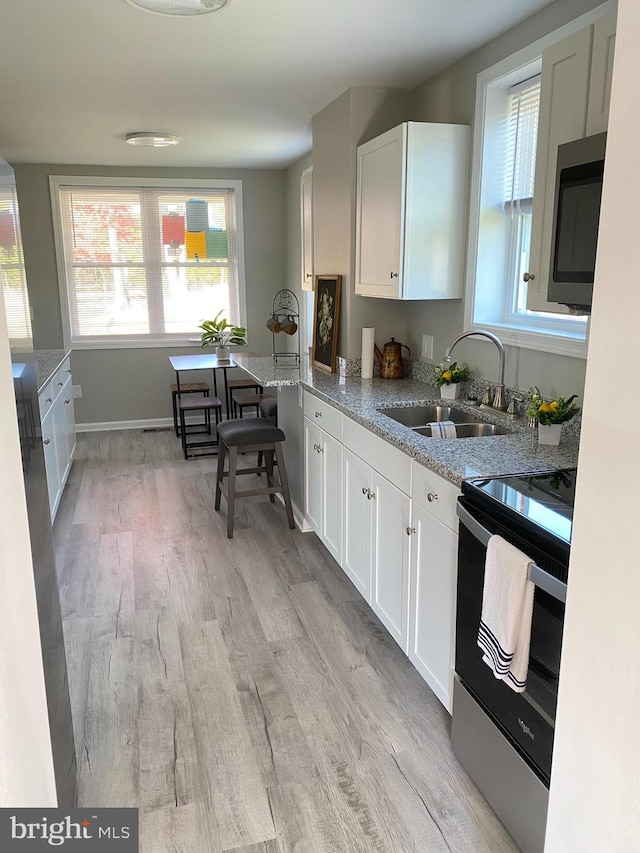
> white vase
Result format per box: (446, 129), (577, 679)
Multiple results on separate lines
(440, 382), (463, 400)
(538, 423), (562, 446)
(215, 345), (231, 360)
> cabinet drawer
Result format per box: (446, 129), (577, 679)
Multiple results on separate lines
(343, 417), (411, 495)
(38, 380), (54, 419)
(303, 391), (343, 441)
(411, 462), (460, 531)
(51, 357), (72, 400)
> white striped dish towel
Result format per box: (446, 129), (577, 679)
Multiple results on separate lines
(428, 420), (457, 439)
(477, 535), (535, 693)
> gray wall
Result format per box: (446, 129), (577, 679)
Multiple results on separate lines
(401, 0), (605, 397)
(13, 164), (286, 425)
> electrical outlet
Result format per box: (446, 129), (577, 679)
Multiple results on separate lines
(421, 334), (434, 359)
(72, 384), (83, 399)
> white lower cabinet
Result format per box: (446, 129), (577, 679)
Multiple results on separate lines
(408, 501), (458, 712)
(303, 391), (460, 710)
(304, 416), (343, 564)
(371, 471), (411, 653)
(342, 448), (372, 599)
(39, 357), (76, 522)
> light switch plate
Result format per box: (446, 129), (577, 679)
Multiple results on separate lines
(421, 334), (434, 359)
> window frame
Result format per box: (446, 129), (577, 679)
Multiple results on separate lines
(50, 175), (247, 350)
(463, 1), (616, 360)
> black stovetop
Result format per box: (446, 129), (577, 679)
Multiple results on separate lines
(461, 468), (577, 549)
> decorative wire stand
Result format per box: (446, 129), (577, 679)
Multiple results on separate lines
(269, 289), (300, 364)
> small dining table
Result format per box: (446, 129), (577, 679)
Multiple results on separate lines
(169, 352), (239, 418)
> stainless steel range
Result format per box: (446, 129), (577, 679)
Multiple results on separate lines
(452, 468), (574, 853)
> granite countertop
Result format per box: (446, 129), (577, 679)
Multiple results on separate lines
(216, 354), (581, 487)
(34, 349), (71, 393)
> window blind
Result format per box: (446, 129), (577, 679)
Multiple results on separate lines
(503, 76), (541, 216)
(0, 184), (32, 344)
(56, 185), (238, 344)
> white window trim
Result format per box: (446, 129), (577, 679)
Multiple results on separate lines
(463, 0), (616, 360)
(50, 175), (247, 350)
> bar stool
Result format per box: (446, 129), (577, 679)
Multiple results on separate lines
(170, 382), (210, 437)
(178, 395), (223, 459)
(232, 392), (274, 419)
(227, 377), (263, 416)
(215, 418), (295, 538)
(258, 396), (278, 425)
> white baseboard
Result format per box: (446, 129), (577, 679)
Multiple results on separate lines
(76, 417), (175, 432)
(274, 493), (314, 533)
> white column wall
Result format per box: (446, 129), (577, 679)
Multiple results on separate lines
(0, 297), (57, 806)
(546, 0), (640, 848)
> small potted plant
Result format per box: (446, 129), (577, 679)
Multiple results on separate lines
(526, 391), (580, 445)
(434, 361), (470, 400)
(199, 310), (248, 360)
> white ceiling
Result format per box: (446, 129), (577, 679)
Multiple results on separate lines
(0, 0), (555, 169)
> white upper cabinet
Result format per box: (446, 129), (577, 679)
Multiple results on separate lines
(300, 168), (314, 292)
(526, 14), (616, 312)
(355, 122), (470, 300)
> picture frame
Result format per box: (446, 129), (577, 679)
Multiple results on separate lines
(312, 275), (342, 373)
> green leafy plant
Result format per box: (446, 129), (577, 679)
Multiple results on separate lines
(526, 391), (580, 425)
(199, 310), (247, 349)
(434, 361), (470, 387)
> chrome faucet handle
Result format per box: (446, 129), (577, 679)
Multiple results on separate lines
(481, 386), (493, 406)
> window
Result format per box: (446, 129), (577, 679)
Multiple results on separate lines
(51, 177), (245, 348)
(466, 45), (588, 358)
(0, 182), (31, 345)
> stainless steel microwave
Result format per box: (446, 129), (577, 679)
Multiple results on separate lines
(547, 131), (606, 313)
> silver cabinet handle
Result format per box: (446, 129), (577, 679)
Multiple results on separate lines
(406, 526), (416, 536)
(43, 438), (51, 445)
(57, 381), (64, 386)
(390, 272), (398, 279)
(362, 486), (368, 495)
(427, 492), (438, 502)
(66, 368), (72, 373)
(367, 490), (376, 500)
(64, 399), (71, 404)
(306, 273), (312, 278)
(523, 272), (535, 282)
(46, 397), (52, 403)
(315, 411), (322, 418)
(313, 444), (323, 453)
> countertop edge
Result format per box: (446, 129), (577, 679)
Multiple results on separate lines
(35, 349), (72, 395)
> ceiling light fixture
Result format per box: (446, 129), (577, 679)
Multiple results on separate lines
(125, 132), (181, 147)
(126, 0), (231, 16)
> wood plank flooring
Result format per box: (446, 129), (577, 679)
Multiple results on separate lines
(53, 429), (518, 853)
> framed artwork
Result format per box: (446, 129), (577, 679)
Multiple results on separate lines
(312, 275), (342, 373)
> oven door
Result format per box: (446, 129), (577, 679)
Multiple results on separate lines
(455, 499), (567, 786)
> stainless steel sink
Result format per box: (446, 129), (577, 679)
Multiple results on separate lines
(413, 422), (510, 438)
(379, 405), (479, 427)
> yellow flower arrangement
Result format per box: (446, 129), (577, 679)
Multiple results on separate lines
(526, 392), (579, 425)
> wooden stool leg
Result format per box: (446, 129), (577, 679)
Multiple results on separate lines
(172, 392), (179, 436)
(215, 441), (226, 510)
(264, 449), (276, 503)
(226, 446), (238, 538)
(274, 443), (295, 529)
(257, 450), (263, 476)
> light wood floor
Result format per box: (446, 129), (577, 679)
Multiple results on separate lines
(53, 429), (518, 853)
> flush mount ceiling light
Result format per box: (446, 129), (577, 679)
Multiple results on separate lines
(125, 132), (181, 147)
(126, 0), (231, 15)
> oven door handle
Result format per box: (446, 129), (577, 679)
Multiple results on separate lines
(457, 503), (567, 604)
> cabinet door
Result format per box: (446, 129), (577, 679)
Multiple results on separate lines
(60, 374), (76, 479)
(526, 26), (593, 313)
(41, 408), (60, 521)
(371, 471), (411, 652)
(321, 431), (342, 564)
(409, 503), (458, 711)
(300, 169), (314, 291)
(355, 124), (404, 298)
(342, 448), (372, 600)
(586, 13), (616, 136)
(304, 418), (323, 535)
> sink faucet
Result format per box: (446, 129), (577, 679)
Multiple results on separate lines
(443, 329), (507, 411)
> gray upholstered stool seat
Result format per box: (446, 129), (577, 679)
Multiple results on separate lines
(258, 396), (278, 423)
(215, 417), (294, 538)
